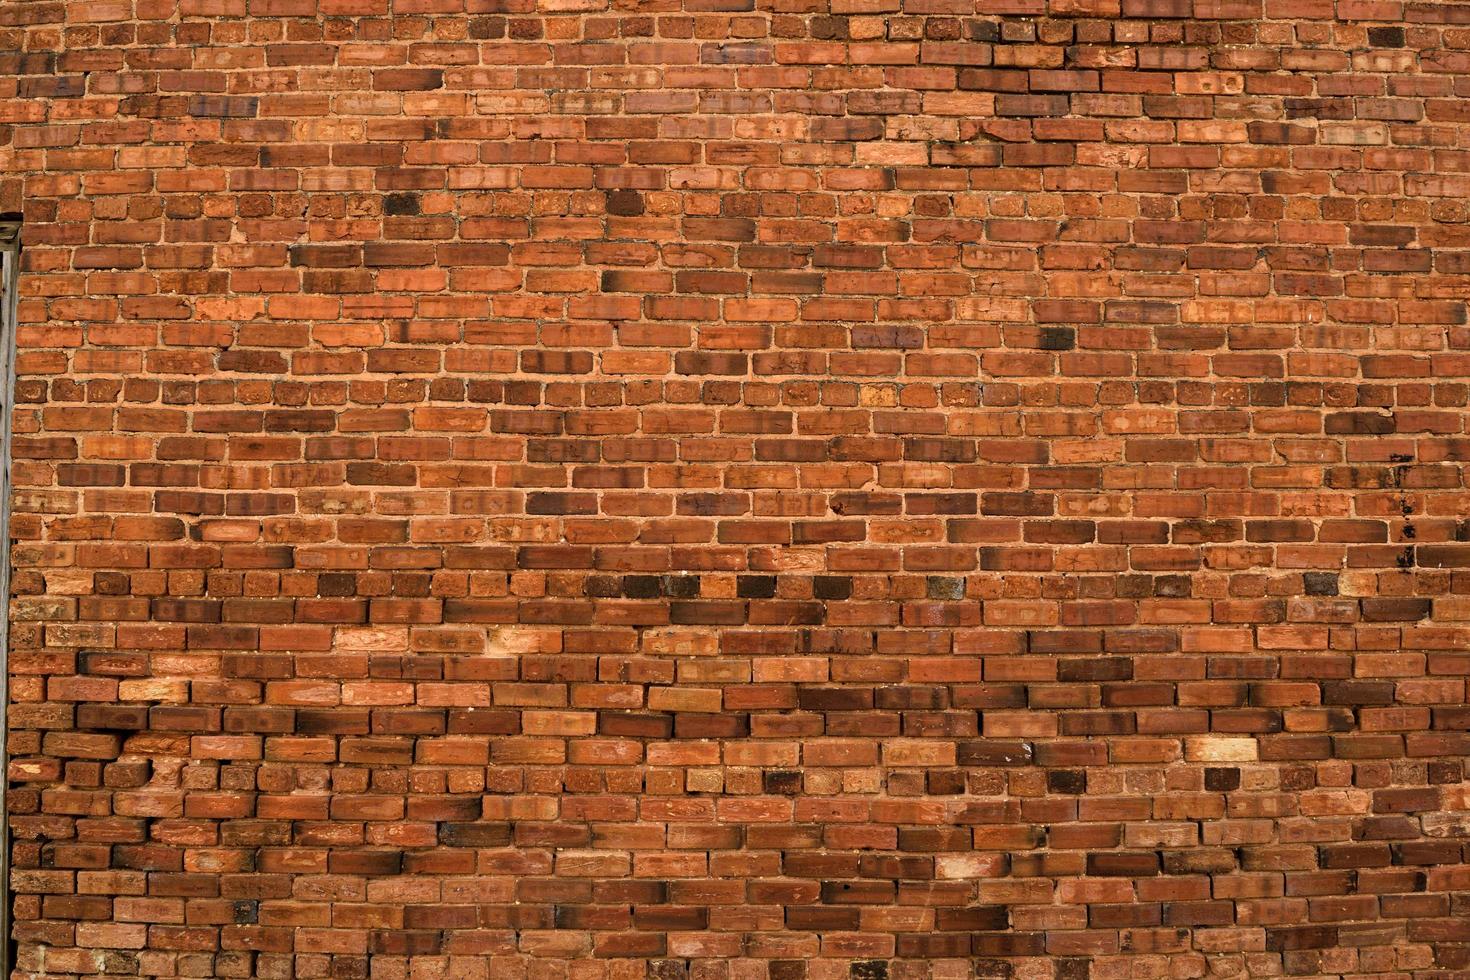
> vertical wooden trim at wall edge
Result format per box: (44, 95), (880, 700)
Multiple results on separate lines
(0, 220), (22, 980)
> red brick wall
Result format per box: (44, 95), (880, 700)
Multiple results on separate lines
(4, 1), (1470, 978)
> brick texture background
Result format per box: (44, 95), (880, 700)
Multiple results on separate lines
(4, 0), (1470, 977)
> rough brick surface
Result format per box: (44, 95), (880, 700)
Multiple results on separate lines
(4, 1), (1470, 979)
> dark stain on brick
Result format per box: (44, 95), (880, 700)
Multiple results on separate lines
(606, 189), (645, 216)
(384, 192), (421, 216)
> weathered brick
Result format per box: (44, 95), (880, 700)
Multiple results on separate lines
(3, 4), (1467, 978)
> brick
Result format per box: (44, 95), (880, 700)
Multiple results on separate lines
(4, 6), (1467, 978)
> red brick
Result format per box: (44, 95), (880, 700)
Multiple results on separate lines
(4, 5), (1469, 978)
